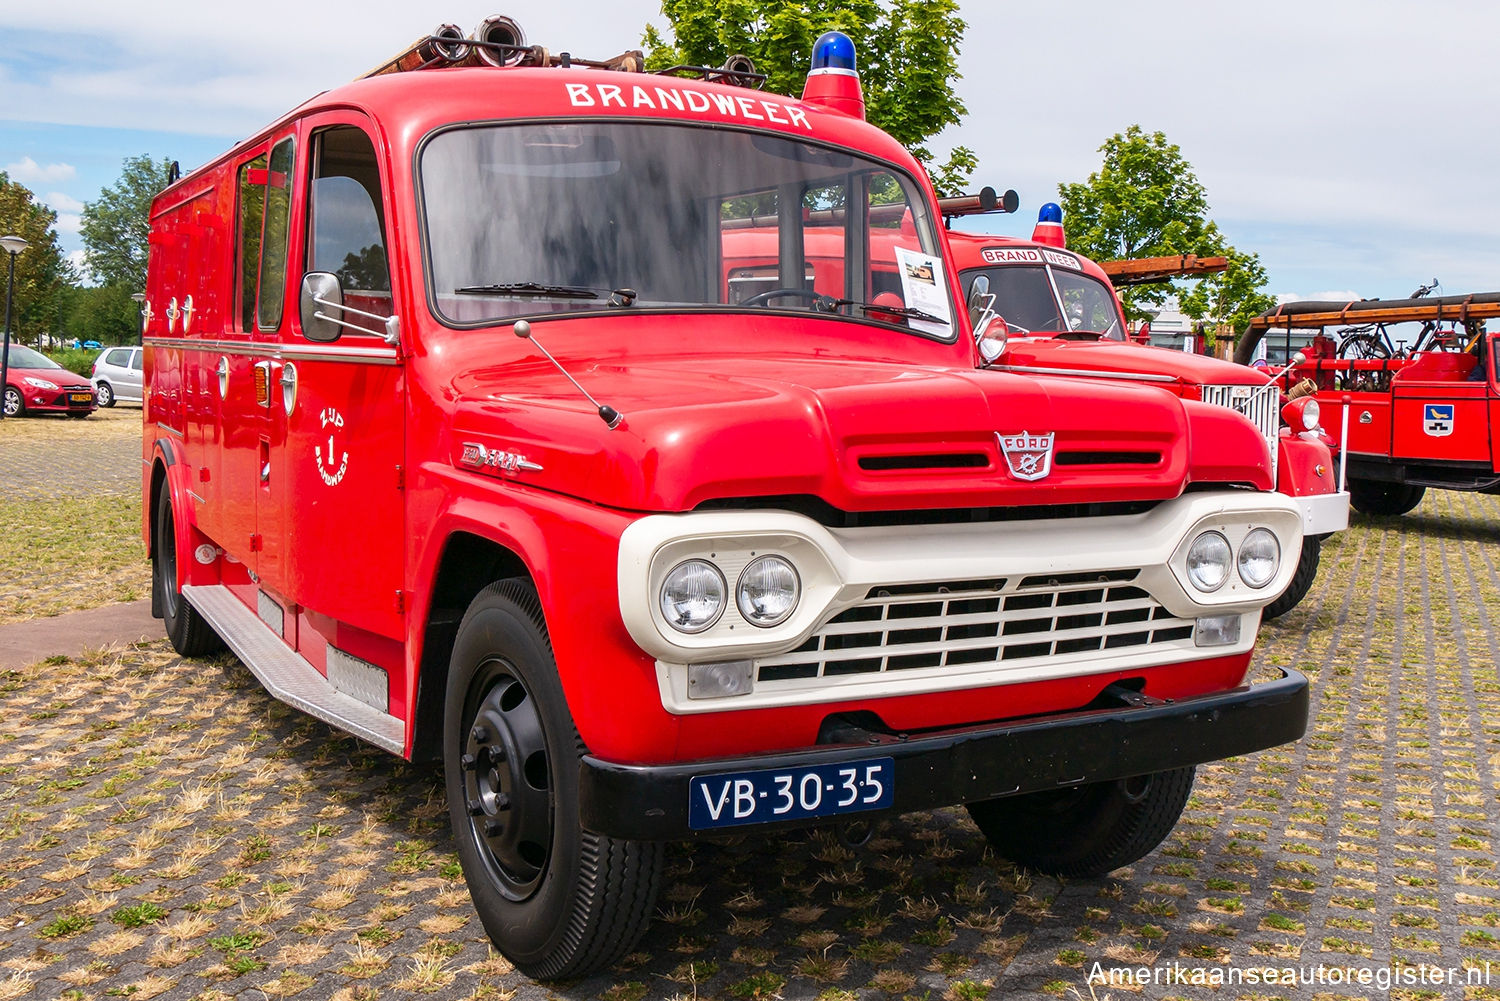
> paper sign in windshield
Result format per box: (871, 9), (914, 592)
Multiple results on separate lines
(894, 246), (953, 337)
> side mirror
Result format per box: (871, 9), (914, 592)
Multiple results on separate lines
(1134, 321), (1151, 344)
(300, 272), (343, 343)
(967, 274), (992, 327)
(975, 313), (1010, 363)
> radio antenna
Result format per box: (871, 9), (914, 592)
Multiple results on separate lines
(513, 320), (623, 429)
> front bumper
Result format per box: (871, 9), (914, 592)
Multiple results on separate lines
(578, 667), (1309, 840)
(1294, 490), (1349, 537)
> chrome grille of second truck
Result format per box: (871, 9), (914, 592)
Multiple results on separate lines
(1201, 383), (1280, 483)
(753, 574), (1194, 684)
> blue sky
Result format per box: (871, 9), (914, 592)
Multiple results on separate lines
(4, 1), (1498, 303)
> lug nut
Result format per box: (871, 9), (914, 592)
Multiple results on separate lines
(486, 745), (507, 764)
(471, 726), (489, 742)
(484, 820), (504, 837)
(495, 793), (511, 811)
(467, 800), (484, 817)
(460, 753), (478, 771)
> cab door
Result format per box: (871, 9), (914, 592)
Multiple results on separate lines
(277, 115), (406, 658)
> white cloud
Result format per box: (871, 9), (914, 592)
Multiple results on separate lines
(55, 214), (82, 235)
(45, 192), (85, 213)
(3, 155), (77, 185)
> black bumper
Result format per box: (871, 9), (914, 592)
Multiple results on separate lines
(579, 670), (1309, 841)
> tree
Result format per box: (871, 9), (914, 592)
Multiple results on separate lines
(0, 172), (69, 347)
(80, 154), (175, 291)
(55, 283), (140, 346)
(1059, 125), (1272, 333)
(642, 0), (977, 194)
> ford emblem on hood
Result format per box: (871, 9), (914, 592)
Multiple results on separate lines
(997, 431), (1055, 481)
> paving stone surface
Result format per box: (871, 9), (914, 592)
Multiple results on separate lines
(0, 407), (142, 501)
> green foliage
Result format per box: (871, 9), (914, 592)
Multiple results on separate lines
(0, 171), (70, 345)
(80, 154), (174, 291)
(1059, 125), (1273, 334)
(642, 0), (976, 193)
(47, 347), (99, 377)
(56, 283), (139, 346)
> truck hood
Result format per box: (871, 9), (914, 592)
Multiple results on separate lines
(448, 353), (1272, 512)
(1003, 338), (1269, 387)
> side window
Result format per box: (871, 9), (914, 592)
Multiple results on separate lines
(130, 350), (143, 371)
(801, 181), (846, 299)
(308, 126), (392, 320)
(105, 348), (130, 366)
(235, 153), (268, 331)
(257, 138), (295, 329)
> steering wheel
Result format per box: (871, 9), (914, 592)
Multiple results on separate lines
(742, 288), (825, 308)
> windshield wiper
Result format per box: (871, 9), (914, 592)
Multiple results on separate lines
(454, 282), (639, 306)
(818, 296), (948, 325)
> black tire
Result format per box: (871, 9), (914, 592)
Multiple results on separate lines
(153, 487), (224, 657)
(96, 382), (115, 407)
(3, 386), (23, 417)
(1348, 477), (1426, 516)
(1262, 535), (1321, 619)
(966, 766), (1195, 878)
(445, 581), (662, 980)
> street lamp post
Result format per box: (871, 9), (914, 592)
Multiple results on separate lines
(1, 235), (30, 422)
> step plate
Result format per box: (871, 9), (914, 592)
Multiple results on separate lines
(182, 584), (406, 755)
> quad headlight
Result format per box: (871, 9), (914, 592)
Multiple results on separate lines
(1185, 531), (1231, 592)
(1237, 528), (1280, 588)
(660, 560), (726, 633)
(736, 555), (800, 627)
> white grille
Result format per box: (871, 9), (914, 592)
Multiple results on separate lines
(1200, 383), (1280, 485)
(753, 574), (1195, 685)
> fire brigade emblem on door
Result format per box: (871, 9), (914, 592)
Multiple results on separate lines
(316, 407), (350, 485)
(1423, 404), (1454, 438)
(997, 431), (1055, 481)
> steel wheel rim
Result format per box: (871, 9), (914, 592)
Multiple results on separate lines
(97, 384), (111, 405)
(462, 657), (554, 901)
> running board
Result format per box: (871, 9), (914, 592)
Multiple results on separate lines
(182, 584), (407, 755)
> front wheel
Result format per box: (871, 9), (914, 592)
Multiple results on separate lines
(967, 766), (1195, 878)
(445, 581), (662, 980)
(3, 386), (22, 417)
(1262, 535), (1321, 619)
(1349, 478), (1425, 516)
(152, 488), (223, 656)
(95, 381), (115, 407)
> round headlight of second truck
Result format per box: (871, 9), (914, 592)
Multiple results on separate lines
(660, 559), (727, 633)
(1186, 531), (1232, 592)
(736, 555), (800, 627)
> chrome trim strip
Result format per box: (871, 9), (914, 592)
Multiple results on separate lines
(144, 336), (399, 366)
(991, 363), (1177, 383)
(187, 490), (206, 504)
(156, 421), (185, 438)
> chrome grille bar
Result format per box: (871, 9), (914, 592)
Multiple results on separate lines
(1201, 383), (1280, 486)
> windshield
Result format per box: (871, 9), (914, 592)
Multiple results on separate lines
(420, 122), (954, 338)
(5, 345), (62, 370)
(963, 266), (1124, 340)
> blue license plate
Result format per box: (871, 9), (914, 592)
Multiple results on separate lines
(688, 757), (894, 830)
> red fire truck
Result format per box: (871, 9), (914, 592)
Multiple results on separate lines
(943, 207), (1348, 617)
(1235, 293), (1500, 515)
(142, 19), (1309, 977)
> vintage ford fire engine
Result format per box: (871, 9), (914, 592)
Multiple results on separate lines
(943, 206), (1349, 617)
(1236, 293), (1500, 516)
(141, 20), (1309, 977)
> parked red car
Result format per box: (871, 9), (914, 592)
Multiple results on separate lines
(3, 344), (97, 417)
